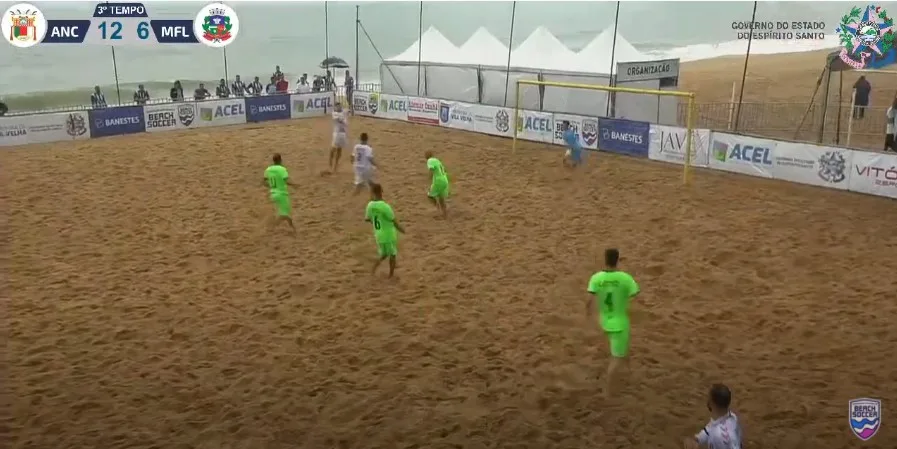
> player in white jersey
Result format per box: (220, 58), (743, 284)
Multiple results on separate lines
(351, 132), (377, 194)
(685, 384), (742, 449)
(330, 103), (349, 173)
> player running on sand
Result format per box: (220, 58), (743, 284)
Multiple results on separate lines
(351, 132), (378, 194)
(586, 248), (640, 397)
(364, 183), (405, 277)
(562, 120), (584, 168)
(425, 151), (449, 218)
(329, 103), (349, 173)
(263, 153), (297, 233)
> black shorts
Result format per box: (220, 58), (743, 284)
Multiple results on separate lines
(886, 133), (896, 152)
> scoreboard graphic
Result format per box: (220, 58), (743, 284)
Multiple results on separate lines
(2, 2), (240, 48)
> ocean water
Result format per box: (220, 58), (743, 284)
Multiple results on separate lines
(1, 1), (891, 111)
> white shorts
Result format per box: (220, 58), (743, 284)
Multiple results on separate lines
(354, 168), (373, 186)
(332, 132), (347, 148)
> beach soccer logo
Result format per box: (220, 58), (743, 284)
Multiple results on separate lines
(65, 113), (87, 136)
(194, 3), (239, 48)
(835, 5), (895, 69)
(817, 151), (847, 183)
(849, 398), (881, 441)
(178, 104), (195, 126)
(581, 119), (598, 147)
(2, 3), (47, 48)
(368, 92), (379, 115)
(494, 109), (510, 133)
(439, 103), (451, 125)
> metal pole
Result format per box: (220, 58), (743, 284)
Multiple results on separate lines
(325, 1), (329, 61)
(416, 1), (424, 96)
(835, 69), (844, 144)
(223, 47), (229, 84)
(846, 88), (857, 147)
(503, 1), (517, 107)
(733, 0), (758, 132)
(355, 5), (360, 89)
(606, 0), (620, 117)
(818, 66), (832, 143)
(111, 46), (121, 105)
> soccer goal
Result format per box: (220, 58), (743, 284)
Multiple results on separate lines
(513, 79), (697, 184)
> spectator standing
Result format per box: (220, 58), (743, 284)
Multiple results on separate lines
(0, 100), (7, 116)
(852, 75), (872, 119)
(684, 384), (742, 449)
(170, 81), (184, 102)
(133, 84), (150, 105)
(344, 70), (355, 110)
(312, 75), (323, 92)
(886, 96), (897, 153)
(91, 86), (107, 109)
(216, 79), (231, 98)
(275, 76), (289, 94)
(273, 65), (283, 81)
(265, 76), (277, 94)
(248, 76), (263, 96)
(296, 74), (310, 93)
(325, 69), (334, 90)
(232, 75), (246, 97)
(194, 83), (210, 100)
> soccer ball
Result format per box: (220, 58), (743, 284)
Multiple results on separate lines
(564, 149), (572, 158)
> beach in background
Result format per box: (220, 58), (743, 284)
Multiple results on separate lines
(1, 1), (883, 111)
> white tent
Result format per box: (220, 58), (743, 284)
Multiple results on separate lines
(458, 27), (509, 66)
(575, 27), (648, 73)
(388, 26), (464, 64)
(509, 26), (578, 71)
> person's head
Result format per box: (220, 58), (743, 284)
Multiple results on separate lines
(327, 69), (332, 75)
(562, 120), (571, 130)
(138, 84), (145, 90)
(270, 76), (276, 83)
(199, 83), (205, 89)
(707, 384), (732, 416)
(858, 75), (866, 82)
(604, 248), (620, 268)
(174, 80), (181, 88)
(360, 132), (368, 144)
(345, 70), (350, 78)
(424, 150), (433, 160)
(94, 85), (101, 93)
(369, 182), (383, 200)
(275, 65), (281, 71)
(272, 153), (282, 165)
(301, 73), (307, 81)
(219, 78), (225, 85)
(254, 76), (260, 82)
(235, 75), (241, 81)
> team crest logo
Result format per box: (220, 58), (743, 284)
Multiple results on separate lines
(65, 113), (86, 136)
(2, 3), (47, 48)
(439, 103), (451, 124)
(178, 104), (195, 126)
(581, 119), (598, 146)
(849, 398), (881, 441)
(368, 93), (379, 114)
(494, 109), (509, 133)
(836, 5), (895, 69)
(817, 151), (847, 183)
(194, 3), (239, 48)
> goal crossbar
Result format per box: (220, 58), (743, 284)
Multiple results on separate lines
(513, 79), (698, 185)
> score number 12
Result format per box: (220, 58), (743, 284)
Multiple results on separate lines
(97, 21), (151, 41)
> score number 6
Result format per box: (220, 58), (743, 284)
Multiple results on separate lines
(98, 21), (151, 40)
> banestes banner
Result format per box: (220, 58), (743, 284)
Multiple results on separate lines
(439, 101), (474, 132)
(246, 94), (291, 122)
(372, 93), (408, 121)
(772, 143), (852, 190)
(516, 110), (554, 143)
(648, 124), (710, 167)
(848, 150), (897, 199)
(708, 132), (777, 178)
(0, 111), (91, 146)
(89, 106), (146, 138)
(144, 103), (197, 133)
(407, 97), (439, 125)
(598, 118), (649, 157)
(291, 92), (333, 119)
(194, 98), (246, 128)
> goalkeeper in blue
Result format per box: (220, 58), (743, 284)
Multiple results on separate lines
(562, 120), (584, 168)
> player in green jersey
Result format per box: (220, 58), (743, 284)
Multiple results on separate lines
(263, 153), (297, 233)
(424, 151), (449, 218)
(586, 248), (640, 397)
(364, 183), (405, 277)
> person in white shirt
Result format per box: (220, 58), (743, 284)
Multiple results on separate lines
(885, 96), (896, 153)
(685, 384), (742, 449)
(329, 103), (349, 173)
(296, 74), (310, 93)
(351, 132), (377, 193)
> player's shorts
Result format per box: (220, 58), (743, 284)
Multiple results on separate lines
(605, 328), (630, 358)
(354, 168), (374, 186)
(376, 239), (398, 257)
(428, 178), (449, 199)
(332, 132), (347, 148)
(270, 193), (291, 216)
(567, 147), (583, 165)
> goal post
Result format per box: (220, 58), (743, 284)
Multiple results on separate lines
(513, 79), (697, 185)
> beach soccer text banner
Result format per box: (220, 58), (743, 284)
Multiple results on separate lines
(3, 2), (239, 48)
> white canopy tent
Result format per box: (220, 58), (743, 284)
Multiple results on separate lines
(458, 27), (509, 65)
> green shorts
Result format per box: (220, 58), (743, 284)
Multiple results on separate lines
(376, 240), (398, 258)
(271, 193), (291, 216)
(428, 179), (449, 199)
(606, 329), (630, 358)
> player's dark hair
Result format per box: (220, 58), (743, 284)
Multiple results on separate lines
(604, 248), (620, 267)
(709, 384), (732, 409)
(563, 120), (570, 128)
(272, 153), (282, 164)
(360, 132), (368, 143)
(370, 183), (382, 197)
